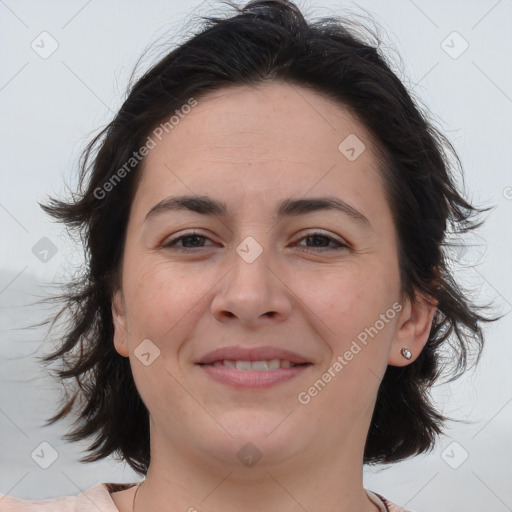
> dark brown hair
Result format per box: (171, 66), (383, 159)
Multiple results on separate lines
(33, 0), (499, 475)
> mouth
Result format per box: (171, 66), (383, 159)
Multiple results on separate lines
(196, 345), (312, 366)
(196, 359), (313, 389)
(195, 345), (313, 388)
(199, 359), (311, 370)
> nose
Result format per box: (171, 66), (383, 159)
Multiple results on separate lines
(210, 246), (293, 328)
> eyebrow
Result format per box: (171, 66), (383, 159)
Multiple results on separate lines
(144, 194), (372, 227)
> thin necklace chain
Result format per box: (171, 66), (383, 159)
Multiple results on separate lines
(132, 481), (142, 512)
(132, 480), (384, 512)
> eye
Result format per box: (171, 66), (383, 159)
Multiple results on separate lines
(294, 231), (348, 252)
(161, 230), (213, 251)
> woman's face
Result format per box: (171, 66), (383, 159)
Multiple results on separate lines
(112, 82), (434, 472)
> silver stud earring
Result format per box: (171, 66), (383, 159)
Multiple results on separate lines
(401, 348), (412, 360)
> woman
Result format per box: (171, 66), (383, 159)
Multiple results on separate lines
(0, 1), (498, 511)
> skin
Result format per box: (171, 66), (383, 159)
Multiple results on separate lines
(110, 81), (437, 512)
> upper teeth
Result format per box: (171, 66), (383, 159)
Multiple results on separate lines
(211, 359), (297, 371)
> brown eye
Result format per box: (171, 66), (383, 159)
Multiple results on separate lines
(295, 232), (348, 251)
(162, 231), (214, 250)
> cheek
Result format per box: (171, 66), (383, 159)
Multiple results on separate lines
(309, 262), (394, 334)
(123, 259), (211, 345)
(122, 262), (205, 403)
(301, 267), (397, 415)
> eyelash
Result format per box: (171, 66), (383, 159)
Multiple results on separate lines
(161, 230), (348, 252)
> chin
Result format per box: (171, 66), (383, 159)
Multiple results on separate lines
(207, 411), (303, 460)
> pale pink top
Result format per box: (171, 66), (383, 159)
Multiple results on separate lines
(0, 482), (414, 512)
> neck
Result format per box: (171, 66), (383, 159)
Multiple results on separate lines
(132, 424), (379, 512)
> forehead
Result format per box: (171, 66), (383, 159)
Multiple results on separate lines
(130, 81), (389, 227)
(148, 82), (371, 162)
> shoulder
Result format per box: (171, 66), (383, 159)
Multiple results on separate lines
(376, 492), (417, 512)
(0, 493), (77, 512)
(0, 482), (135, 512)
(367, 489), (416, 512)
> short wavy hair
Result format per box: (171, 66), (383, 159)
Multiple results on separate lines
(34, 0), (499, 476)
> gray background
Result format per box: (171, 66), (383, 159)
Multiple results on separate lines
(1, 1), (511, 511)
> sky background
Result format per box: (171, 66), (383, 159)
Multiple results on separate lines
(1, 1), (511, 511)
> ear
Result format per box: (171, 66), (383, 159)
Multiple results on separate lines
(112, 289), (129, 357)
(388, 291), (438, 366)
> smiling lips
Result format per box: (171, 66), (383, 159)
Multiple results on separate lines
(210, 359), (304, 370)
(197, 345), (311, 365)
(196, 345), (312, 388)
